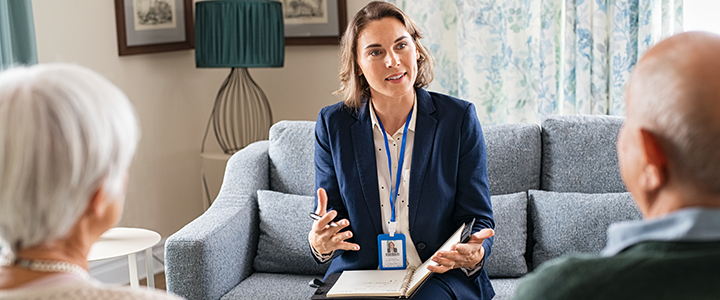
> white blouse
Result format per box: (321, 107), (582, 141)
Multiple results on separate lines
(369, 97), (422, 268)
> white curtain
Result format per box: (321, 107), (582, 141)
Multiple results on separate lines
(388, 0), (683, 124)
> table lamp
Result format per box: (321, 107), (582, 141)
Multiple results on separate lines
(195, 0), (284, 154)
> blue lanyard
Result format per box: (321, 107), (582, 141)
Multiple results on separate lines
(376, 107), (413, 223)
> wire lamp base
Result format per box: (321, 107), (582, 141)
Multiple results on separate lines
(202, 67), (273, 154)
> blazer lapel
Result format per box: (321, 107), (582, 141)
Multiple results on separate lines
(350, 103), (383, 235)
(409, 89), (438, 230)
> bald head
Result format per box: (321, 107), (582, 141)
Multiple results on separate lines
(629, 31), (720, 114)
(625, 31), (720, 195)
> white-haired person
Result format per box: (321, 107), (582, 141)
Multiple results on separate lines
(0, 64), (182, 299)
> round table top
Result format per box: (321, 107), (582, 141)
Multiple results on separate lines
(87, 227), (161, 261)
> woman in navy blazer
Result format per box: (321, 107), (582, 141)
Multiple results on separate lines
(309, 2), (495, 299)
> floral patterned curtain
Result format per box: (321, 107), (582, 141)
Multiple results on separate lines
(388, 0), (683, 124)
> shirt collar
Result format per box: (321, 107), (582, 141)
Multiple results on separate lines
(369, 95), (418, 135)
(602, 207), (720, 256)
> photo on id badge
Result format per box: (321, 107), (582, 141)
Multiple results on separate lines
(378, 235), (406, 270)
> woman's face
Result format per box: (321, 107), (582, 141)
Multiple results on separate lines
(356, 17), (419, 101)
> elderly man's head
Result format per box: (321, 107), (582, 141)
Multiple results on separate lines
(0, 64), (139, 255)
(619, 31), (720, 217)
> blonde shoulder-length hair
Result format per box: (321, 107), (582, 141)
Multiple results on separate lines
(335, 1), (434, 108)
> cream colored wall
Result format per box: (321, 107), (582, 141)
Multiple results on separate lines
(31, 0), (371, 237)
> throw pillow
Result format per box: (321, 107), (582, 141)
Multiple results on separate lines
(528, 190), (642, 269)
(484, 192), (528, 278)
(254, 190), (329, 275)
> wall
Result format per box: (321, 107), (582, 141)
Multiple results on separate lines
(31, 0), (371, 237)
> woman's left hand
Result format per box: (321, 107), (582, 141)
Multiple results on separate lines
(427, 228), (495, 273)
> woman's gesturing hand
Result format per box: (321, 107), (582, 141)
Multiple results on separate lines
(308, 188), (361, 254)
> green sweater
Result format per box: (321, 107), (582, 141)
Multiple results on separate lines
(512, 241), (720, 300)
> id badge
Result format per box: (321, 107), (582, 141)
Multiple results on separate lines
(377, 233), (407, 270)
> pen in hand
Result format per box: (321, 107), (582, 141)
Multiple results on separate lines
(309, 212), (338, 227)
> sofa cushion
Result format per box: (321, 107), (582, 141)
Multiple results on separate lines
(528, 190), (642, 269)
(540, 115), (626, 193)
(254, 190), (329, 275)
(490, 278), (522, 300)
(484, 123), (541, 195)
(484, 192), (528, 278)
(269, 121), (316, 196)
(222, 273), (317, 300)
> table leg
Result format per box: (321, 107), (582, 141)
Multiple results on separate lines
(145, 247), (155, 289)
(128, 253), (139, 288)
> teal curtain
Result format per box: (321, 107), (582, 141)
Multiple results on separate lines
(388, 0), (683, 125)
(0, 0), (37, 70)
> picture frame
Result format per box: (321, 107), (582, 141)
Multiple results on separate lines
(114, 0), (194, 56)
(283, 0), (347, 45)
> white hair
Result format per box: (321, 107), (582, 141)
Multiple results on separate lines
(0, 63), (140, 255)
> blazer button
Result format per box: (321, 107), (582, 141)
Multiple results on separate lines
(417, 243), (426, 250)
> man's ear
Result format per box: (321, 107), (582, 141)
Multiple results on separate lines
(638, 129), (668, 192)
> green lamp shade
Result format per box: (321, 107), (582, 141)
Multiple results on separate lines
(195, 0), (284, 68)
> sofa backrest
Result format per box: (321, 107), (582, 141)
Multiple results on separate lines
(483, 123), (541, 195)
(540, 115), (626, 193)
(268, 120), (316, 196)
(267, 120), (544, 198)
(267, 116), (626, 195)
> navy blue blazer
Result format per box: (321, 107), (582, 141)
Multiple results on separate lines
(314, 88), (495, 300)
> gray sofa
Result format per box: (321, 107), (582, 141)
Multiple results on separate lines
(165, 115), (642, 300)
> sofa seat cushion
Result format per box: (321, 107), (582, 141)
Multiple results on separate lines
(484, 192), (528, 278)
(222, 273), (318, 300)
(254, 190), (329, 275)
(489, 278), (522, 300)
(528, 190), (642, 269)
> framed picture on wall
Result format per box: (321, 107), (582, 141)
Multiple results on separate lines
(114, 0), (194, 56)
(283, 0), (348, 45)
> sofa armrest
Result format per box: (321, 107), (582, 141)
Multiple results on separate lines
(165, 197), (255, 300)
(165, 141), (269, 300)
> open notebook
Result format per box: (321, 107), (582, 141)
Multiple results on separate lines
(325, 219), (474, 298)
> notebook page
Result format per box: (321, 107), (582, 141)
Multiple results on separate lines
(406, 224), (466, 295)
(326, 269), (408, 297)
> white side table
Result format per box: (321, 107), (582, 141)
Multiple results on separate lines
(88, 227), (161, 289)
